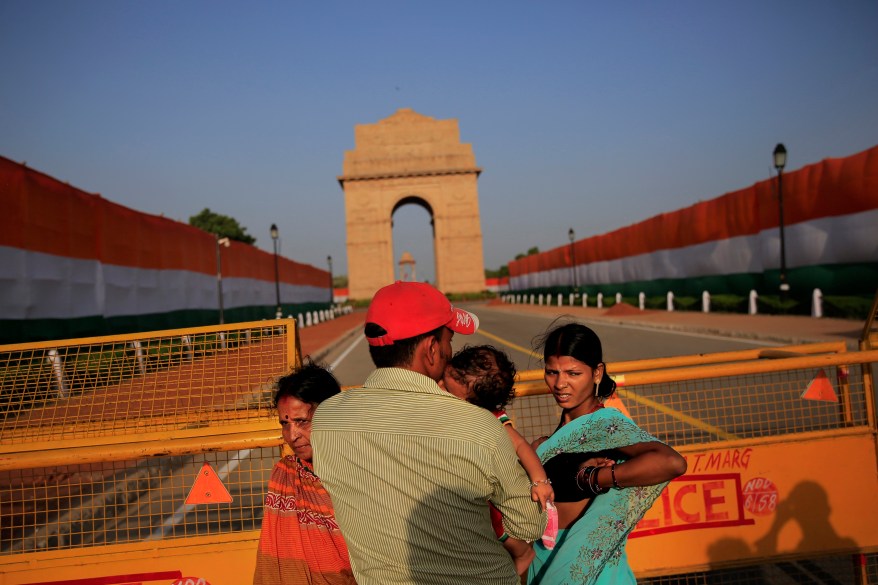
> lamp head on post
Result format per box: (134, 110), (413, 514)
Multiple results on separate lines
(773, 143), (787, 172)
(568, 227), (574, 244)
(270, 224), (279, 242)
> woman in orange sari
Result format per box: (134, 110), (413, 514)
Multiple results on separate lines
(253, 361), (356, 585)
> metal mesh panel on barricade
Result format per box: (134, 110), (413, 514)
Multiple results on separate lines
(507, 364), (869, 445)
(0, 320), (298, 557)
(0, 322), (295, 445)
(503, 350), (878, 584)
(867, 553), (878, 584)
(1, 448), (279, 554)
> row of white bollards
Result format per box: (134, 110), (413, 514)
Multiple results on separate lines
(502, 289), (825, 317)
(288, 304), (353, 329)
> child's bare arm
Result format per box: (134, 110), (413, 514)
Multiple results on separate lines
(504, 425), (554, 509)
(502, 536), (535, 576)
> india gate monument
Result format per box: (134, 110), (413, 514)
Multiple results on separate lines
(338, 109), (486, 300)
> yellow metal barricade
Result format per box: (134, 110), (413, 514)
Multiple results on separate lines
(0, 321), (299, 584)
(508, 342), (878, 582)
(1, 322), (877, 584)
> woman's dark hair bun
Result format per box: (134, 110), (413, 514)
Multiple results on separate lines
(597, 371), (616, 398)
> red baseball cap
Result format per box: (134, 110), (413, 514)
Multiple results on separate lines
(365, 281), (479, 346)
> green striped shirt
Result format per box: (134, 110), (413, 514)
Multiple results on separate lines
(312, 367), (545, 585)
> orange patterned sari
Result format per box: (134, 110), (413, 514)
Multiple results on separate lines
(253, 455), (356, 585)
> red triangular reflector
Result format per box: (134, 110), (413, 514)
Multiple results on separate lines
(185, 462), (233, 504)
(801, 369), (838, 403)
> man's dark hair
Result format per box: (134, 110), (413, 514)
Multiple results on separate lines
(365, 323), (445, 368)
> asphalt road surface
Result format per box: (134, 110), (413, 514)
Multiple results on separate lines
(323, 302), (781, 387)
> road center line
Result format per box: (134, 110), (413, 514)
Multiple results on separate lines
(478, 328), (541, 359)
(329, 333), (365, 372)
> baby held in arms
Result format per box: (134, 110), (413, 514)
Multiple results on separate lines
(442, 345), (557, 576)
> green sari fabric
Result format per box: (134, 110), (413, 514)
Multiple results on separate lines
(526, 408), (668, 585)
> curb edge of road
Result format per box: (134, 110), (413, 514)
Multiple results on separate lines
(307, 323), (364, 363)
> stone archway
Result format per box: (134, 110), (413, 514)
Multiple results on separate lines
(338, 109), (486, 300)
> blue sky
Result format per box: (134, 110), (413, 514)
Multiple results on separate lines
(2, 1), (876, 283)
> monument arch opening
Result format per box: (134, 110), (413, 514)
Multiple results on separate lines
(339, 109), (486, 300)
(392, 196), (435, 283)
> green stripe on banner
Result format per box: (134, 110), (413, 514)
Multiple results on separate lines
(0, 302), (332, 345)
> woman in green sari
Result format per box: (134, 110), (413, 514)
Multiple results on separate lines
(527, 322), (687, 585)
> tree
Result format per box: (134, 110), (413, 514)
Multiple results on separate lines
(514, 247), (540, 261)
(484, 265), (509, 278)
(189, 208), (256, 244)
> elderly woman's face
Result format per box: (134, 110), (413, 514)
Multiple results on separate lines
(278, 395), (316, 462)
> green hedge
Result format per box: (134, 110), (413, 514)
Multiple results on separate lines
(644, 296), (667, 310)
(710, 294), (748, 313)
(673, 296), (699, 311)
(822, 295), (875, 320)
(757, 295), (800, 315)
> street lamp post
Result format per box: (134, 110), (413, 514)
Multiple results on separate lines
(568, 228), (579, 297)
(327, 255), (334, 305)
(270, 224), (281, 318)
(215, 235), (231, 324)
(773, 143), (789, 300)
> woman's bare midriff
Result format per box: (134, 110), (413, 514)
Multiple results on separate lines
(555, 498), (592, 529)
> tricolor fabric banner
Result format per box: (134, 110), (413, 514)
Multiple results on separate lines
(0, 157), (330, 343)
(509, 145), (878, 298)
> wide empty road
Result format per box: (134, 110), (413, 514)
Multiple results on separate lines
(323, 302), (781, 387)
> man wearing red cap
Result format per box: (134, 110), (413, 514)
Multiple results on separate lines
(312, 281), (545, 585)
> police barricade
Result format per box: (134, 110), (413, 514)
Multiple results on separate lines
(0, 321), (299, 585)
(1, 328), (877, 584)
(510, 341), (878, 583)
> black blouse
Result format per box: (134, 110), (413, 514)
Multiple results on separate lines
(543, 451), (600, 502)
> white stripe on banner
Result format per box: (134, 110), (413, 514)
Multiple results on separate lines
(510, 209), (878, 289)
(0, 247), (328, 320)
